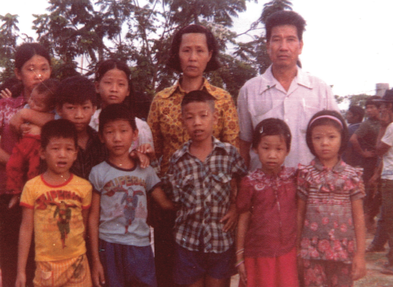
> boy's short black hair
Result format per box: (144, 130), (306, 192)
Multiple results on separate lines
(365, 96), (382, 108)
(348, 105), (365, 123)
(306, 110), (348, 156)
(34, 78), (60, 111)
(41, 119), (78, 150)
(252, 118), (292, 151)
(56, 76), (97, 107)
(99, 103), (137, 133)
(181, 90), (215, 113)
(265, 11), (306, 41)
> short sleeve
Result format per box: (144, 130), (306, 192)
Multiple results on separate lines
(236, 176), (253, 213)
(230, 147), (248, 177)
(145, 166), (161, 193)
(347, 167), (366, 201)
(82, 182), (93, 209)
(88, 167), (102, 194)
(296, 165), (309, 201)
(237, 86), (253, 143)
(216, 95), (240, 149)
(382, 123), (393, 147)
(354, 121), (369, 139)
(20, 181), (35, 209)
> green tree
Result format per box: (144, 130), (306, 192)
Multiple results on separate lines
(0, 13), (19, 82)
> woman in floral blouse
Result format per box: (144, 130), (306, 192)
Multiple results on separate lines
(147, 24), (240, 287)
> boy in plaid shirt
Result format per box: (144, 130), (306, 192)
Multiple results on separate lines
(162, 90), (247, 286)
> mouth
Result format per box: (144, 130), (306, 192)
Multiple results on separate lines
(56, 161), (68, 168)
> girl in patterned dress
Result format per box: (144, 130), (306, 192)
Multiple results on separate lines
(297, 110), (366, 287)
(236, 118), (299, 287)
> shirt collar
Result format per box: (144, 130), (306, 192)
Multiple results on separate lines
(259, 65), (313, 94)
(257, 166), (295, 180)
(173, 137), (230, 163)
(161, 78), (220, 99)
(311, 157), (346, 173)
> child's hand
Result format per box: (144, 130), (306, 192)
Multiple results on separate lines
(237, 262), (247, 286)
(0, 88), (12, 99)
(15, 272), (26, 287)
(137, 143), (154, 156)
(351, 253), (366, 280)
(92, 260), (106, 287)
(8, 194), (20, 209)
(20, 123), (32, 136)
(220, 203), (237, 232)
(130, 150), (150, 168)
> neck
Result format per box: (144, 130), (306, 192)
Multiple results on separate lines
(108, 153), (135, 169)
(180, 76), (204, 93)
(189, 137), (213, 162)
(271, 65), (297, 91)
(77, 129), (89, 150)
(43, 170), (71, 185)
(319, 157), (339, 169)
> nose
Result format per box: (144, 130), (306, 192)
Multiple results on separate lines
(75, 107), (83, 118)
(279, 39), (289, 50)
(35, 72), (43, 80)
(189, 50), (197, 61)
(110, 83), (118, 92)
(113, 131), (121, 141)
(59, 148), (66, 157)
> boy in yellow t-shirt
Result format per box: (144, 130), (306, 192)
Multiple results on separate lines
(15, 119), (93, 287)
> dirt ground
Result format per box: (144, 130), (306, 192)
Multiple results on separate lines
(230, 233), (393, 287)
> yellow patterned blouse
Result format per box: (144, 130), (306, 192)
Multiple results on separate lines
(148, 79), (240, 176)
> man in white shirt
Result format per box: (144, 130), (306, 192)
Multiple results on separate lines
(238, 10), (338, 170)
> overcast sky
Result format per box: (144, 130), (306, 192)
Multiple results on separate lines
(3, 0), (393, 98)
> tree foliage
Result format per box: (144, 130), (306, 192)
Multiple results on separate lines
(0, 0), (295, 99)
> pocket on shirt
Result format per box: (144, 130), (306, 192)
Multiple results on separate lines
(211, 173), (231, 203)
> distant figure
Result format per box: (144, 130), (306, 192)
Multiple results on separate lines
(343, 105), (365, 167)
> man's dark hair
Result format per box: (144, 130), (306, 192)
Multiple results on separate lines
(265, 11), (306, 41)
(99, 103), (137, 133)
(56, 76), (97, 107)
(365, 96), (382, 108)
(252, 118), (292, 151)
(181, 90), (215, 112)
(348, 106), (365, 123)
(168, 24), (220, 73)
(41, 119), (78, 149)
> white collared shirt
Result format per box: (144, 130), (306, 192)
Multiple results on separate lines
(238, 65), (339, 170)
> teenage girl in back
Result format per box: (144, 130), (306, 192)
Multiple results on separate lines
(297, 110), (366, 286)
(236, 118), (299, 287)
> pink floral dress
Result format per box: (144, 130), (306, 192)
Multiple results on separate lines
(297, 158), (365, 263)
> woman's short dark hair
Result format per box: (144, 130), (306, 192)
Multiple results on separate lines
(168, 24), (220, 73)
(306, 110), (349, 157)
(252, 118), (292, 151)
(15, 43), (51, 71)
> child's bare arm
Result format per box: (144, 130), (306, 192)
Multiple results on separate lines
(351, 199), (366, 280)
(151, 186), (175, 210)
(15, 207), (34, 287)
(236, 211), (251, 286)
(88, 192), (106, 287)
(10, 109), (54, 133)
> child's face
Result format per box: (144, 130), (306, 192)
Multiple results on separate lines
(311, 124), (341, 165)
(57, 100), (96, 133)
(253, 135), (288, 175)
(100, 119), (138, 157)
(40, 137), (77, 175)
(366, 104), (379, 119)
(28, 88), (49, 112)
(182, 102), (217, 144)
(95, 68), (129, 108)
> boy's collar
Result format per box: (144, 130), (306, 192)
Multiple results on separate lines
(173, 137), (230, 163)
